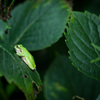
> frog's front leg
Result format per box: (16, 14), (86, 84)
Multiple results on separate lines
(16, 52), (25, 57)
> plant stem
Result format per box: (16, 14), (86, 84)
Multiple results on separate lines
(9, 0), (15, 9)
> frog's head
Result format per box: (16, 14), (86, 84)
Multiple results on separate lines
(14, 44), (23, 54)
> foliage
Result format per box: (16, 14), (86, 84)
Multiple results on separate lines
(44, 55), (100, 100)
(0, 0), (100, 100)
(65, 11), (100, 80)
(0, 0), (70, 100)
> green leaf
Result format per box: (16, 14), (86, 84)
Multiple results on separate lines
(96, 95), (100, 100)
(0, 20), (8, 40)
(0, 44), (42, 100)
(0, 0), (71, 99)
(65, 11), (100, 80)
(44, 55), (100, 100)
(8, 0), (71, 51)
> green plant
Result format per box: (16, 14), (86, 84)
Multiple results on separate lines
(0, 0), (100, 100)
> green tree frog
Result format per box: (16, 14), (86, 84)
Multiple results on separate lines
(14, 44), (36, 70)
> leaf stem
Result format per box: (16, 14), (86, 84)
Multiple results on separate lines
(9, 0), (15, 9)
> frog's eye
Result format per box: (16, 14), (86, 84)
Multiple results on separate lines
(17, 45), (20, 48)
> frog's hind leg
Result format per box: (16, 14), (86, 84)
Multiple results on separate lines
(21, 57), (29, 67)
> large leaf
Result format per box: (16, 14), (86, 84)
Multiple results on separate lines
(0, 20), (8, 40)
(7, 0), (71, 51)
(0, 0), (71, 99)
(44, 55), (100, 100)
(0, 43), (42, 100)
(65, 11), (100, 80)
